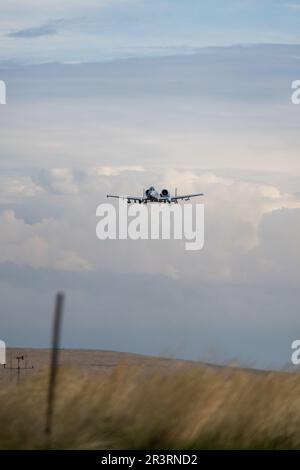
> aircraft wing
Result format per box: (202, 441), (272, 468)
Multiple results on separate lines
(107, 194), (145, 203)
(171, 193), (204, 201)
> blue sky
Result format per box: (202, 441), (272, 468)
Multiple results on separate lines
(2, 0), (300, 64)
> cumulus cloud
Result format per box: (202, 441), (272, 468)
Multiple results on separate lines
(0, 210), (92, 272)
(234, 207), (300, 283)
(95, 165), (145, 176)
(1, 166), (299, 284)
(35, 168), (80, 195)
(0, 175), (43, 203)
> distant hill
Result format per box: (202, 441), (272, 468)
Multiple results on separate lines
(1, 347), (214, 378)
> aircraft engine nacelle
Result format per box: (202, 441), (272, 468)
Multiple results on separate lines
(160, 189), (169, 197)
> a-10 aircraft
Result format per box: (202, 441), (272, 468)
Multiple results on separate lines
(107, 186), (204, 204)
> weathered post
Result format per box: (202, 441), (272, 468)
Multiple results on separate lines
(45, 292), (64, 437)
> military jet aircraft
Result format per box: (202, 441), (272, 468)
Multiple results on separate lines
(107, 186), (204, 204)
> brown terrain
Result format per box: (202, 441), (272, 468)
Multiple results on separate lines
(2, 348), (300, 449)
(0, 347), (206, 383)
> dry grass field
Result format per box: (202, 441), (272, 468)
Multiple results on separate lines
(0, 348), (300, 450)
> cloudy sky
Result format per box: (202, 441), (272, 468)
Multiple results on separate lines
(2, 0), (300, 64)
(1, 0), (300, 369)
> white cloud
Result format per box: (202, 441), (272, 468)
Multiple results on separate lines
(95, 165), (145, 176)
(36, 168), (80, 195)
(0, 210), (92, 272)
(53, 250), (92, 271)
(1, 166), (299, 285)
(0, 175), (43, 203)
